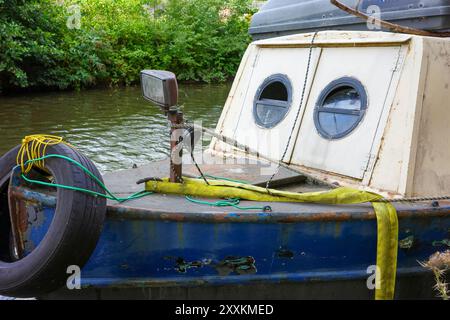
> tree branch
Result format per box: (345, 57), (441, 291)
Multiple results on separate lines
(330, 0), (450, 38)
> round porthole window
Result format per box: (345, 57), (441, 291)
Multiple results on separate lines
(253, 74), (292, 129)
(314, 77), (367, 140)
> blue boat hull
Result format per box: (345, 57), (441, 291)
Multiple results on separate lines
(12, 158), (450, 299)
(31, 201), (449, 299)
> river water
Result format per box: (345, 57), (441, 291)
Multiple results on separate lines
(0, 83), (230, 172)
(0, 83), (229, 300)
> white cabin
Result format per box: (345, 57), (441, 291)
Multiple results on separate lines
(209, 31), (450, 198)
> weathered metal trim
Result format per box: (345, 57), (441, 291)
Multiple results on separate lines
(80, 266), (426, 289)
(257, 41), (411, 49)
(14, 186), (450, 223)
(106, 203), (450, 223)
(9, 187), (57, 208)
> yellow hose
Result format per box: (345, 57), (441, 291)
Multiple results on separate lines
(146, 177), (398, 300)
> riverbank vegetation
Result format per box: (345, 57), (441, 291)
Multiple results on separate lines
(0, 0), (256, 93)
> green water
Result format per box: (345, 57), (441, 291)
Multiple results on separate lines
(0, 83), (231, 172)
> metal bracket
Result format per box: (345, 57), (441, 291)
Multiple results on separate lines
(168, 109), (184, 183)
(7, 169), (27, 259)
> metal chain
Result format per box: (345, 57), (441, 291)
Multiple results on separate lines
(376, 196), (450, 203)
(265, 31), (318, 191)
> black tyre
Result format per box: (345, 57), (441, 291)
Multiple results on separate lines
(0, 144), (106, 297)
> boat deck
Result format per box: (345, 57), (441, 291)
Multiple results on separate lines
(103, 154), (445, 217)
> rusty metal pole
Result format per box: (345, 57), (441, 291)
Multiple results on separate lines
(168, 109), (183, 183)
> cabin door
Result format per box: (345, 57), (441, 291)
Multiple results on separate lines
(232, 47), (322, 162)
(290, 46), (404, 179)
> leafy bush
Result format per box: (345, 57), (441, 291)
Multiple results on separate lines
(0, 0), (108, 91)
(0, 0), (255, 93)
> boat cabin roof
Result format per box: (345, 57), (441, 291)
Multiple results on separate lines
(253, 30), (412, 47)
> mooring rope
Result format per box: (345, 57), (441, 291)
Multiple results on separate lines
(15, 135), (152, 203)
(17, 154), (153, 203)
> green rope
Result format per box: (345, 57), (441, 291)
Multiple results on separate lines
(190, 175), (271, 211)
(19, 154), (267, 210)
(201, 174), (249, 184)
(18, 154), (153, 203)
(185, 195), (267, 211)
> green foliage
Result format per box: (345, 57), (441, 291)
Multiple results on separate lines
(160, 0), (253, 82)
(0, 0), (255, 92)
(0, 0), (107, 91)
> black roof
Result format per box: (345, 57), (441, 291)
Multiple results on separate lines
(249, 0), (450, 39)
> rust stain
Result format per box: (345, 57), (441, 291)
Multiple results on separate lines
(280, 224), (293, 246)
(176, 222), (184, 248)
(334, 222), (342, 238)
(107, 204), (449, 223)
(8, 189), (29, 257)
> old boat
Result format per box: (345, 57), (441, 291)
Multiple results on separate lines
(0, 1), (449, 299)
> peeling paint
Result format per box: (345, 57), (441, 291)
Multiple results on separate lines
(432, 239), (450, 247)
(166, 257), (212, 273)
(399, 235), (414, 249)
(215, 256), (257, 276)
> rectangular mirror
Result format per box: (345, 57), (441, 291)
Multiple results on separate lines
(140, 70), (178, 109)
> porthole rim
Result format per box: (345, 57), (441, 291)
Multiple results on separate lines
(313, 76), (368, 140)
(253, 73), (293, 130)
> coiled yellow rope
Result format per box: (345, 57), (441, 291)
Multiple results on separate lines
(16, 134), (70, 173)
(15, 134), (153, 203)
